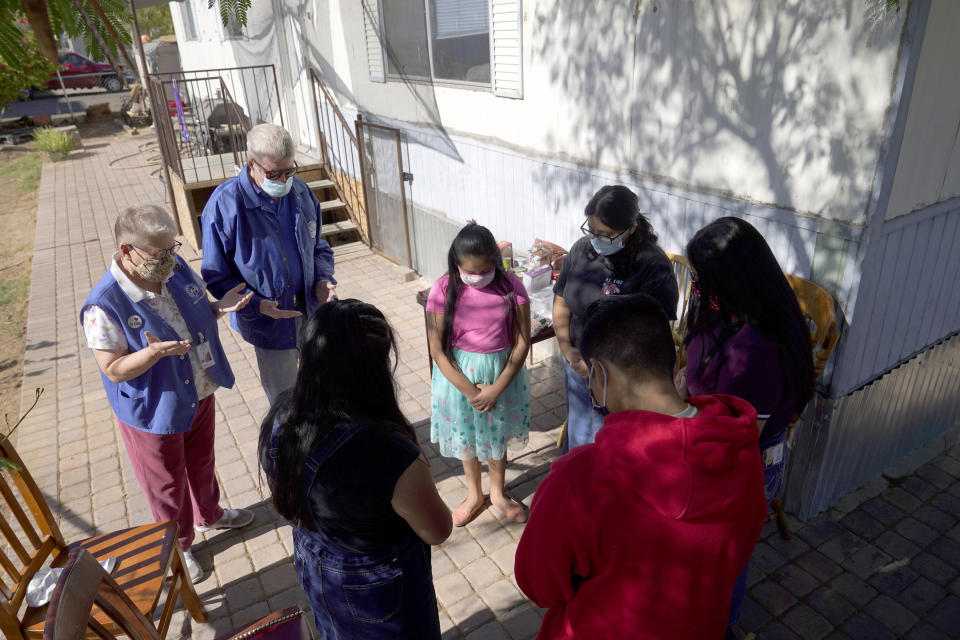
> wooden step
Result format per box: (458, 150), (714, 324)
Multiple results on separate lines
(319, 199), (346, 212)
(306, 179), (335, 191)
(332, 241), (368, 257)
(321, 220), (358, 237)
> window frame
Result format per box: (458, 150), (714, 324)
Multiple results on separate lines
(179, 0), (200, 42)
(220, 1), (246, 41)
(379, 0), (493, 91)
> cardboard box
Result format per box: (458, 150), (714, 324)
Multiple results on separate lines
(523, 264), (552, 292)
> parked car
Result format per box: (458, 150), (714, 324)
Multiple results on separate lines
(45, 52), (134, 92)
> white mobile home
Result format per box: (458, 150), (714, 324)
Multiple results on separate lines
(170, 0), (960, 517)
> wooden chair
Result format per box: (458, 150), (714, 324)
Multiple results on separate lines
(0, 437), (206, 639)
(45, 550), (310, 640)
(666, 253), (695, 368)
(42, 549), (161, 640)
(784, 274), (841, 382)
(767, 274), (841, 539)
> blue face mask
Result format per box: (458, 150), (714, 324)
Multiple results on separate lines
(261, 176), (293, 198)
(590, 234), (625, 256)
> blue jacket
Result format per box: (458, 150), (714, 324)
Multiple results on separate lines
(200, 168), (336, 349)
(81, 257), (234, 434)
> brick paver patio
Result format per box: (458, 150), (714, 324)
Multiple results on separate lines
(13, 128), (960, 639)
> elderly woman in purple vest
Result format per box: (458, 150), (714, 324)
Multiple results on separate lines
(80, 204), (255, 583)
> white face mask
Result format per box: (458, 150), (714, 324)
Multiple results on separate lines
(458, 268), (495, 289)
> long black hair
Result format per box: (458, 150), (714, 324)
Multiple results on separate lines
(258, 299), (414, 530)
(441, 222), (512, 365)
(584, 185), (658, 258)
(684, 217), (815, 413)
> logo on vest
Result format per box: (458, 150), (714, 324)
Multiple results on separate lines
(185, 283), (202, 299)
(127, 314), (143, 329)
(307, 220), (318, 238)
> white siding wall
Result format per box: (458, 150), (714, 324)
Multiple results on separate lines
(317, 0), (905, 224)
(885, 1), (960, 219)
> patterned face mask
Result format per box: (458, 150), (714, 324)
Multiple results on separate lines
(132, 251), (175, 283)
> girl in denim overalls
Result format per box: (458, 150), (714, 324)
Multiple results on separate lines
(677, 217), (815, 639)
(259, 300), (452, 639)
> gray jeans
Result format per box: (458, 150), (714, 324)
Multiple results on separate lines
(254, 318), (302, 406)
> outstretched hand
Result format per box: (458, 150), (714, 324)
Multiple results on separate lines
(144, 331), (191, 358)
(259, 299), (302, 319)
(217, 283), (254, 314)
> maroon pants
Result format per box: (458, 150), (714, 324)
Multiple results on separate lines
(117, 395), (224, 550)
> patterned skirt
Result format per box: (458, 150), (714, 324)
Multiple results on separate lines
(430, 347), (530, 462)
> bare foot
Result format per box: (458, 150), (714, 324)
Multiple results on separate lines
(491, 494), (528, 523)
(452, 495), (487, 527)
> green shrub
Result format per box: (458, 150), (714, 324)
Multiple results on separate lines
(32, 127), (74, 160)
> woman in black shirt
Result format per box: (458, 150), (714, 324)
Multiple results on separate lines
(553, 186), (678, 451)
(259, 299), (452, 639)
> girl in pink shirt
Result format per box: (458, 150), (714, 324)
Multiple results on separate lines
(426, 223), (532, 526)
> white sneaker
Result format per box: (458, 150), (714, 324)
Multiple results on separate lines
(182, 550), (203, 584)
(195, 508), (254, 532)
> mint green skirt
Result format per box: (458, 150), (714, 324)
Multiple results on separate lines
(430, 347), (530, 462)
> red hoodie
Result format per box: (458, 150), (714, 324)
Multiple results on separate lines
(515, 395), (766, 640)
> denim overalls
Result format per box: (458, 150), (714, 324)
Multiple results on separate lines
(271, 422), (441, 639)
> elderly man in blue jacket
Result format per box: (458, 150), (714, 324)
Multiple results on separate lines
(201, 123), (336, 404)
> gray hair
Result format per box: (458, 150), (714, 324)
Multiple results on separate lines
(114, 204), (178, 245)
(246, 123), (295, 163)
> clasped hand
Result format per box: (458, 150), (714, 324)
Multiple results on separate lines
(469, 383), (499, 413)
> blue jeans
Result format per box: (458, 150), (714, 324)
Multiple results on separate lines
(293, 528), (440, 639)
(729, 432), (789, 626)
(562, 359), (605, 453)
(271, 421), (441, 639)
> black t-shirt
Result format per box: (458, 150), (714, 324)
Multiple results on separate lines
(267, 413), (421, 554)
(554, 236), (678, 347)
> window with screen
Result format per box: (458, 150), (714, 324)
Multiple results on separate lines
(221, 1), (244, 38)
(378, 0), (490, 86)
(381, 0), (431, 79)
(180, 0), (200, 41)
(428, 0), (490, 83)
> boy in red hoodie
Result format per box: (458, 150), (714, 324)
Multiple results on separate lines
(515, 294), (766, 640)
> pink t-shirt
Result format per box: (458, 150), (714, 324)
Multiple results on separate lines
(426, 272), (529, 353)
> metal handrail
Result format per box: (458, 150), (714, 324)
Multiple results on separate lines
(309, 68), (369, 244)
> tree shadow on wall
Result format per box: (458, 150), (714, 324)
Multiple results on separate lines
(530, 0), (904, 270)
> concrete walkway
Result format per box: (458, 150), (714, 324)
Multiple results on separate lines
(14, 129), (960, 639)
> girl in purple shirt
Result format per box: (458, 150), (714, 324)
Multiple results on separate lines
(426, 223), (532, 527)
(680, 217), (814, 636)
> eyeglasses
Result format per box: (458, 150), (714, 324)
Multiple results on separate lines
(580, 219), (630, 241)
(254, 160), (298, 181)
(130, 241), (181, 259)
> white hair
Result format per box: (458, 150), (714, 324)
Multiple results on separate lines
(114, 204), (178, 245)
(246, 123), (295, 163)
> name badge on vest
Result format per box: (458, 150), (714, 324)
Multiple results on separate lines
(307, 220), (318, 238)
(127, 314), (143, 329)
(195, 332), (215, 369)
